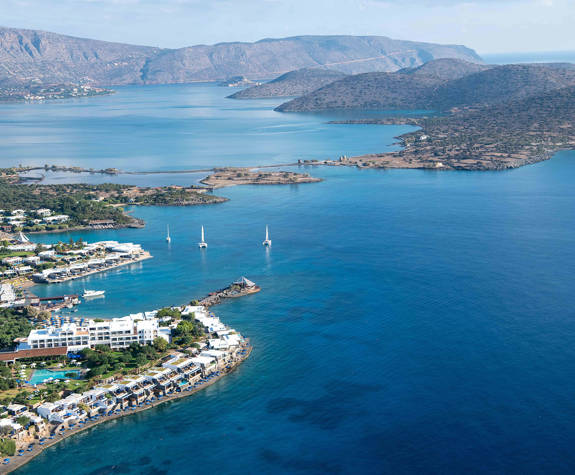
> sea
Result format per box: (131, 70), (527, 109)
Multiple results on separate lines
(1, 79), (575, 474)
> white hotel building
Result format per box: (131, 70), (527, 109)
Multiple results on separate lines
(26, 313), (171, 352)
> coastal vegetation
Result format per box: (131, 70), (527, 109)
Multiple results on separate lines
(0, 438), (15, 456)
(0, 308), (33, 351)
(0, 181), (227, 233)
(81, 343), (167, 379)
(0, 184), (131, 231)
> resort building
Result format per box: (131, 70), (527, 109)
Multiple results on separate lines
(26, 313), (171, 352)
(29, 306), (248, 429)
(37, 393), (88, 423)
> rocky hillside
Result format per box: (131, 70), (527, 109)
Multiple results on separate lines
(0, 27), (483, 86)
(277, 61), (575, 112)
(432, 63), (575, 109)
(228, 68), (347, 99)
(277, 58), (488, 111)
(0, 27), (157, 87)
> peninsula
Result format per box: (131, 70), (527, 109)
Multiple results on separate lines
(276, 60), (575, 171)
(0, 180), (227, 234)
(0, 290), (254, 473)
(323, 84), (575, 171)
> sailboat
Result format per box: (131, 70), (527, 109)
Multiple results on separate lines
(198, 226), (208, 248)
(166, 224), (171, 243)
(263, 225), (272, 247)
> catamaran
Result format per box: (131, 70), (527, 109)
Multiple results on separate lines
(263, 225), (272, 247)
(83, 290), (105, 298)
(198, 226), (208, 248)
(166, 224), (171, 243)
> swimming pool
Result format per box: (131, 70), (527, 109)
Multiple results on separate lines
(28, 369), (81, 385)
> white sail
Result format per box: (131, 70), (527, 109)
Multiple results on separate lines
(198, 225), (207, 248)
(166, 224), (171, 242)
(263, 225), (272, 246)
(17, 231), (30, 243)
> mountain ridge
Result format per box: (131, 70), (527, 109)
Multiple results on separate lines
(0, 26), (483, 87)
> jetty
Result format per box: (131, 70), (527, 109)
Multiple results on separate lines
(199, 277), (261, 307)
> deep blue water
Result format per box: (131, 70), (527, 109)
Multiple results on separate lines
(1, 85), (575, 474)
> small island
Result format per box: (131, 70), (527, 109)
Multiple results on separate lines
(200, 167), (322, 188)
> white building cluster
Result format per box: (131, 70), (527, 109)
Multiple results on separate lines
(30, 241), (145, 283)
(0, 208), (69, 229)
(26, 312), (171, 352)
(1, 239), (146, 284)
(33, 306), (246, 426)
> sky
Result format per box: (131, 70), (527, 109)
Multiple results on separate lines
(1, 0), (572, 55)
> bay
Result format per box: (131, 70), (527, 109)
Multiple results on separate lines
(1, 85), (575, 474)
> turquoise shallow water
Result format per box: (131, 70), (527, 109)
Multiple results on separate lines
(28, 369), (81, 385)
(1, 86), (575, 473)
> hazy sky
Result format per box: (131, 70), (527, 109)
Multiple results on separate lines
(1, 0), (572, 54)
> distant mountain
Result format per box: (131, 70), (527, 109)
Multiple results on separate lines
(277, 61), (575, 112)
(0, 27), (158, 87)
(0, 27), (483, 87)
(276, 58), (489, 111)
(228, 68), (347, 99)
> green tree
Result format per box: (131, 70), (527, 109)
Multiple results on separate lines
(153, 337), (168, 352)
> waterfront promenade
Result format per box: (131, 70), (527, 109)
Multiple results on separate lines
(1, 345), (252, 474)
(39, 252), (152, 284)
